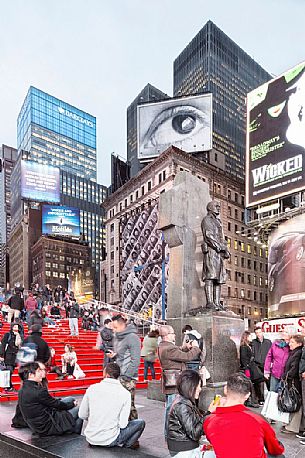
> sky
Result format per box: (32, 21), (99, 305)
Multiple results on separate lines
(1, 0), (305, 186)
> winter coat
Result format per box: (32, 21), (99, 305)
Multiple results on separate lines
(282, 346), (303, 394)
(158, 341), (201, 395)
(69, 303), (80, 319)
(114, 324), (141, 380)
(264, 340), (290, 380)
(25, 297), (37, 312)
(299, 346), (305, 375)
(19, 380), (75, 436)
(240, 344), (252, 370)
(29, 312), (44, 329)
(0, 327), (23, 366)
(7, 293), (24, 311)
(141, 336), (158, 362)
(167, 395), (209, 454)
(100, 327), (114, 351)
(251, 338), (272, 370)
(201, 212), (228, 283)
(23, 332), (51, 364)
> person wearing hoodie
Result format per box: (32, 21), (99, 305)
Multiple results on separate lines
(23, 324), (51, 364)
(264, 330), (291, 393)
(100, 319), (114, 368)
(25, 293), (37, 326)
(109, 315), (141, 422)
(0, 322), (23, 390)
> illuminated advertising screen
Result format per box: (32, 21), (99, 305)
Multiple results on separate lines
(69, 268), (94, 304)
(268, 214), (305, 317)
(120, 203), (168, 318)
(42, 205), (80, 237)
(21, 161), (60, 203)
(246, 61), (305, 207)
(137, 94), (212, 161)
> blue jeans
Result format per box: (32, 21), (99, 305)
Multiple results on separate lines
(107, 419), (145, 447)
(61, 397), (83, 434)
(144, 360), (155, 379)
(69, 318), (79, 336)
(165, 393), (176, 437)
(270, 375), (280, 393)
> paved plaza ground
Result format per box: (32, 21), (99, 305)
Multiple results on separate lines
(0, 391), (304, 457)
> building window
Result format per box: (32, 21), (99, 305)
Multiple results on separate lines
(241, 257), (245, 267)
(235, 209), (238, 220)
(159, 173), (162, 184)
(110, 251), (114, 260)
(247, 244), (251, 254)
(235, 193), (238, 203)
(228, 286), (231, 296)
(227, 237), (231, 248)
(148, 181), (152, 191)
(228, 206), (231, 216)
(234, 240), (238, 250)
(141, 185), (145, 196)
(234, 256), (238, 266)
(241, 242), (245, 252)
(248, 307), (251, 315)
(110, 223), (114, 233)
(228, 222), (231, 232)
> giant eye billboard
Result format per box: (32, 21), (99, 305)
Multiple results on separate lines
(246, 61), (305, 207)
(268, 214), (305, 316)
(137, 94), (212, 161)
(21, 160), (60, 203)
(120, 204), (168, 318)
(42, 205), (80, 237)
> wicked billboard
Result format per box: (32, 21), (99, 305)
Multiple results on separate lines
(246, 61), (305, 207)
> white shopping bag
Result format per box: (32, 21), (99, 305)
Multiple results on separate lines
(261, 391), (289, 424)
(0, 370), (10, 388)
(73, 363), (86, 380)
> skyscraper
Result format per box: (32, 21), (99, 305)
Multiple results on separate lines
(17, 87), (96, 181)
(173, 20), (271, 178)
(0, 145), (18, 287)
(127, 83), (170, 178)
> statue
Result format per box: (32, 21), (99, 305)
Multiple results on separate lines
(201, 201), (230, 310)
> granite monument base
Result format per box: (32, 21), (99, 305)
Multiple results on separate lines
(147, 380), (166, 402)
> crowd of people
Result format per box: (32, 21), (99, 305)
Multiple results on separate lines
(2, 289), (305, 456)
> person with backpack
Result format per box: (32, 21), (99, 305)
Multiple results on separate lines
(0, 322), (23, 390)
(23, 324), (51, 364)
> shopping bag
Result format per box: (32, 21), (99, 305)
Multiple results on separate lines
(0, 370), (10, 388)
(261, 391), (289, 424)
(73, 363), (86, 379)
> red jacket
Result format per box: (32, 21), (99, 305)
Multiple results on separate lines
(204, 404), (284, 458)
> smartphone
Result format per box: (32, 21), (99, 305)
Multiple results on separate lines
(213, 394), (221, 406)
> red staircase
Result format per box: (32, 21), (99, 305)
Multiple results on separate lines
(0, 319), (161, 402)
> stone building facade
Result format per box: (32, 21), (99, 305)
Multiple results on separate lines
(102, 147), (268, 328)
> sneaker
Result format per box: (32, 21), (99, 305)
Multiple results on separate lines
(128, 441), (140, 449)
(300, 440), (305, 445)
(258, 401), (264, 406)
(281, 427), (294, 434)
(296, 432), (305, 439)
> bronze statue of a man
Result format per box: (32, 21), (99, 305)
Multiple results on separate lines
(201, 201), (230, 310)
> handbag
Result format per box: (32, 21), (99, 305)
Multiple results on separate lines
(73, 363), (86, 380)
(278, 378), (302, 413)
(0, 369), (10, 388)
(162, 369), (181, 388)
(261, 391), (289, 423)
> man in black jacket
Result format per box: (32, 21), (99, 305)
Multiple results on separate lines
(18, 362), (82, 436)
(7, 291), (24, 323)
(69, 300), (80, 337)
(251, 327), (272, 405)
(23, 325), (51, 364)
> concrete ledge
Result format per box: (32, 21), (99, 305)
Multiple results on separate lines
(147, 380), (166, 402)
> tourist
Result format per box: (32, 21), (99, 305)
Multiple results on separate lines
(239, 330), (259, 408)
(0, 322), (23, 390)
(50, 303), (61, 318)
(28, 309), (44, 328)
(7, 290), (24, 323)
(182, 330), (206, 372)
(141, 329), (159, 381)
(68, 299), (80, 337)
(61, 344), (77, 379)
(167, 370), (214, 457)
(251, 326), (272, 405)
(79, 362), (145, 448)
(25, 292), (37, 326)
(48, 348), (64, 379)
(264, 329), (291, 393)
(108, 315), (141, 421)
(100, 318), (114, 367)
(18, 362), (82, 436)
(23, 324), (51, 364)
(204, 373), (285, 458)
(158, 325), (201, 437)
(280, 335), (303, 435)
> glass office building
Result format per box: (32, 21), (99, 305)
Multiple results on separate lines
(173, 20), (271, 178)
(17, 87), (96, 181)
(127, 83), (169, 178)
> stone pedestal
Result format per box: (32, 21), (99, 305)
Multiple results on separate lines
(169, 310), (243, 384)
(147, 380), (166, 402)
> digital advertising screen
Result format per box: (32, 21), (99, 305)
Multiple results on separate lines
(42, 205), (80, 237)
(137, 94), (212, 161)
(268, 214), (305, 317)
(120, 203), (168, 319)
(21, 161), (60, 203)
(246, 61), (305, 207)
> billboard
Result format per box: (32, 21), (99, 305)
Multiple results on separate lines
(246, 61), (305, 207)
(69, 268), (94, 304)
(21, 160), (60, 203)
(120, 203), (168, 319)
(42, 205), (80, 237)
(268, 214), (305, 316)
(137, 94), (212, 161)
